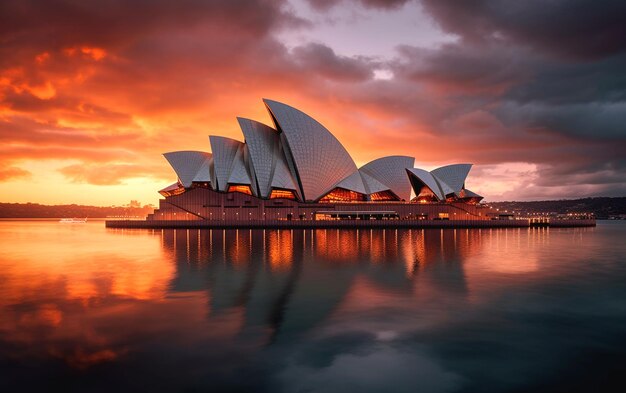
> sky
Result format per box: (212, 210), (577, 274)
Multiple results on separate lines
(1, 0), (625, 206)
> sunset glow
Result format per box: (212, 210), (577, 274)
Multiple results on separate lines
(1, 0), (624, 206)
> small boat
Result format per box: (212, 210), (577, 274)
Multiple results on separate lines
(59, 218), (88, 224)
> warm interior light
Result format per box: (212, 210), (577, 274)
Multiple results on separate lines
(319, 188), (366, 203)
(269, 189), (296, 200)
(159, 183), (186, 197)
(369, 190), (399, 201)
(191, 182), (212, 190)
(227, 185), (252, 195)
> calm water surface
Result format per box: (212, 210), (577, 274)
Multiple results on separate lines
(1, 221), (625, 392)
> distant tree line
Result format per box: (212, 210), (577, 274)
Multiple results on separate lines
(487, 197), (626, 219)
(0, 203), (154, 218)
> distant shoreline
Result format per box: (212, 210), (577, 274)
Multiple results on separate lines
(0, 217), (146, 220)
(1, 197), (623, 219)
(0, 202), (153, 219)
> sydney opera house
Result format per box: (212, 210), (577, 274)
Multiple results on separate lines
(140, 99), (496, 226)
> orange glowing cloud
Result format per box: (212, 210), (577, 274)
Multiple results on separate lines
(35, 51), (50, 64)
(0, 0), (623, 205)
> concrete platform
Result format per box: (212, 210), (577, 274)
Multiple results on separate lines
(105, 218), (596, 229)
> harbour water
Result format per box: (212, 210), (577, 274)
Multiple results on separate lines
(0, 220), (625, 392)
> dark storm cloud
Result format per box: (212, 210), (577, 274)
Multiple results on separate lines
(421, 0), (626, 60)
(393, 42), (532, 96)
(377, 0), (626, 198)
(500, 162), (626, 200)
(0, 0), (382, 188)
(0, 0), (314, 117)
(531, 144), (626, 188)
(491, 51), (626, 146)
(292, 43), (376, 82)
(0, 0), (624, 199)
(306, 0), (410, 11)
(503, 53), (626, 106)
(390, 36), (626, 138)
(0, 0), (307, 51)
(494, 101), (626, 140)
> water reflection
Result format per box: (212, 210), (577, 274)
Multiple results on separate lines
(160, 228), (477, 341)
(1, 222), (624, 392)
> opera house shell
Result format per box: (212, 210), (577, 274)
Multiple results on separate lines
(149, 99), (489, 223)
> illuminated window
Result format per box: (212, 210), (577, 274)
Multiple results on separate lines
(191, 182), (212, 190)
(270, 189), (296, 200)
(159, 185), (186, 197)
(438, 213), (449, 219)
(370, 190), (399, 201)
(227, 185), (252, 195)
(318, 188), (366, 203)
(456, 190), (483, 205)
(411, 187), (439, 203)
(418, 188), (437, 198)
(460, 197), (481, 205)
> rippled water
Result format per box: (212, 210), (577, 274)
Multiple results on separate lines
(0, 221), (625, 392)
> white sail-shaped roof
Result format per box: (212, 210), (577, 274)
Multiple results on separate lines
(406, 168), (444, 200)
(237, 118), (279, 198)
(192, 156), (213, 183)
(333, 169), (396, 197)
(433, 174), (455, 197)
(334, 171), (367, 195)
(160, 100), (480, 204)
(264, 99), (357, 201)
(431, 164), (472, 193)
(227, 145), (252, 186)
(360, 156), (415, 201)
(271, 147), (300, 194)
(359, 171), (391, 194)
(209, 136), (243, 192)
(163, 151), (212, 188)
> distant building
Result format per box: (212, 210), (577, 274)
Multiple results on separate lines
(149, 99), (490, 223)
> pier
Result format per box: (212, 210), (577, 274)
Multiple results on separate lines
(105, 218), (595, 229)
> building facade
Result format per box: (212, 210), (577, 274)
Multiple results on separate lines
(148, 99), (491, 223)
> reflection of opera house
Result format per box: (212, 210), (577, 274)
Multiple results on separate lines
(117, 99), (512, 227)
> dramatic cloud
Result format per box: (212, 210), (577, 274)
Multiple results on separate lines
(0, 0), (624, 204)
(378, 1), (626, 198)
(59, 163), (166, 186)
(393, 42), (532, 96)
(306, 0), (410, 11)
(0, 167), (31, 181)
(421, 0), (626, 60)
(291, 43), (376, 82)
